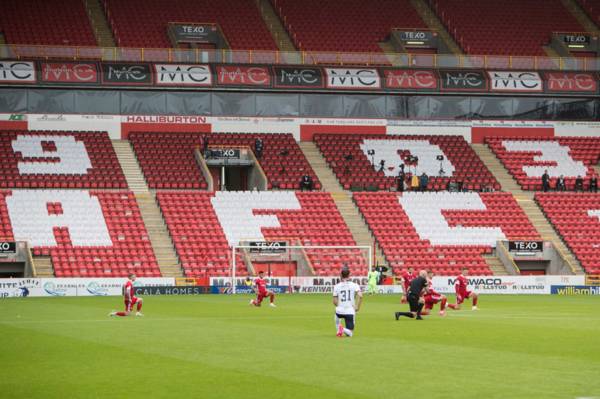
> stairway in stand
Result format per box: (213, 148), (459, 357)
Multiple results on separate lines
(33, 256), (54, 278)
(112, 140), (183, 277)
(83, 0), (116, 47)
(473, 143), (584, 275)
(410, 0), (464, 55)
(299, 142), (387, 270)
(256, 0), (296, 53)
(562, 0), (600, 32)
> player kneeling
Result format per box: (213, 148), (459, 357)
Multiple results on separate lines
(333, 266), (362, 337)
(250, 271), (276, 308)
(110, 274), (143, 317)
(421, 271), (448, 317)
(449, 267), (478, 310)
(395, 270), (428, 320)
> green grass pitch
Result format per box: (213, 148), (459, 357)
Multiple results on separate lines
(1, 294), (599, 399)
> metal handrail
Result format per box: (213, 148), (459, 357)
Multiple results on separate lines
(0, 43), (598, 71)
(497, 240), (520, 275)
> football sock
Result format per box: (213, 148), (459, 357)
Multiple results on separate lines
(395, 312), (414, 318)
(447, 303), (457, 309)
(343, 328), (353, 337)
(441, 298), (447, 311)
(269, 293), (275, 303)
(137, 302), (142, 311)
(116, 312), (127, 317)
(473, 296), (478, 306)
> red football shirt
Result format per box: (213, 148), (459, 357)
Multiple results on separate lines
(123, 280), (135, 300)
(255, 277), (268, 293)
(455, 275), (468, 294)
(402, 271), (415, 291)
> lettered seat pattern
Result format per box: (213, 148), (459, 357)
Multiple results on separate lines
(354, 191), (540, 275)
(130, 132), (320, 190)
(486, 137), (600, 190)
(0, 190), (160, 277)
(157, 191), (364, 277)
(0, 131), (127, 189)
(535, 193), (600, 274)
(315, 134), (499, 191)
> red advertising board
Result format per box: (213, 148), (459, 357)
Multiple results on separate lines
(382, 68), (438, 91)
(40, 62), (99, 84)
(544, 72), (598, 93)
(216, 65), (271, 87)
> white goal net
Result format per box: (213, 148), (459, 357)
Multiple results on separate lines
(230, 243), (372, 293)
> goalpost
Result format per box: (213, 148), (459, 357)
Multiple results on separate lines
(230, 244), (373, 294)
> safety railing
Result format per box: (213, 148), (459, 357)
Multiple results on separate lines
(0, 44), (599, 71)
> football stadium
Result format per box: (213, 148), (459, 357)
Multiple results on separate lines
(0, 0), (600, 397)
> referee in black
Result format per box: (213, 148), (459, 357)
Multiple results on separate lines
(395, 270), (429, 320)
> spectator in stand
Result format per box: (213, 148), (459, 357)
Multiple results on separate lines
(590, 176), (598, 193)
(541, 170), (550, 192)
(254, 137), (264, 160)
(300, 174), (313, 191)
(202, 135), (209, 157)
(556, 175), (566, 191)
(574, 175), (584, 192)
(410, 173), (419, 191)
(419, 173), (429, 192)
(397, 168), (405, 192)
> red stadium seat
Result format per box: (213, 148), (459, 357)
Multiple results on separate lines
(0, 190), (160, 277)
(354, 191), (540, 276)
(536, 192), (600, 273)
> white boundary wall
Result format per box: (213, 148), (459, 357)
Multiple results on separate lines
(2, 114), (599, 142)
(0, 275), (590, 297)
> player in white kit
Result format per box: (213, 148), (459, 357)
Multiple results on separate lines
(333, 266), (363, 338)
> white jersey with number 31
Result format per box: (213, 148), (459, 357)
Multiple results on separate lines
(333, 280), (361, 315)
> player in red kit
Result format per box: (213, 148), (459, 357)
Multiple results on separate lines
(250, 271), (276, 308)
(451, 267), (478, 310)
(400, 267), (415, 304)
(110, 274), (143, 317)
(421, 270), (448, 316)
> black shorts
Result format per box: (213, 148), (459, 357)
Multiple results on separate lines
(336, 313), (355, 330)
(408, 293), (421, 312)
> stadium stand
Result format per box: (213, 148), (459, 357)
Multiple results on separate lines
(271, 0), (427, 52)
(102, 0), (277, 50)
(314, 134), (500, 191)
(156, 191), (364, 277)
(0, 0), (97, 46)
(0, 190), (160, 277)
(578, 0), (600, 27)
(485, 137), (600, 191)
(129, 132), (320, 190)
(430, 0), (584, 55)
(354, 191), (541, 275)
(536, 193), (600, 274)
(0, 131), (127, 189)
